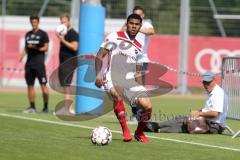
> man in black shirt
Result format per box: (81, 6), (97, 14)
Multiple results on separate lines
(57, 14), (78, 114)
(19, 15), (49, 113)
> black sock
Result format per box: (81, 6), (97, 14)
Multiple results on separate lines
(43, 102), (48, 109)
(30, 102), (35, 109)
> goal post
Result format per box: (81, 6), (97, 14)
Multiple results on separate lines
(221, 57), (240, 138)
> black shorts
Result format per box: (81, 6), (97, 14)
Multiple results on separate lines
(25, 64), (47, 85)
(58, 66), (74, 86)
(58, 55), (77, 86)
(58, 61), (77, 86)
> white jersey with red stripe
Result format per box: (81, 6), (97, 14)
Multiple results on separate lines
(100, 31), (146, 92)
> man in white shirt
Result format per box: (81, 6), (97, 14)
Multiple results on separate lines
(190, 71), (228, 133)
(144, 71), (228, 134)
(95, 14), (152, 142)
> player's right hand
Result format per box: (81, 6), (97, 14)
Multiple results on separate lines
(95, 77), (103, 88)
(57, 35), (65, 42)
(190, 110), (200, 119)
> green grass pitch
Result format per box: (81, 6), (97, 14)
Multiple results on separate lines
(0, 89), (239, 160)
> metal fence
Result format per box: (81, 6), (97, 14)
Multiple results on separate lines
(0, 0), (71, 17)
(1, 0), (240, 36)
(1, 0), (240, 90)
(102, 0), (240, 37)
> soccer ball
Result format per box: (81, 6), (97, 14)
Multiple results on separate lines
(55, 24), (67, 36)
(91, 126), (112, 146)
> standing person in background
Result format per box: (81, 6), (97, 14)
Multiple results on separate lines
(121, 6), (155, 124)
(132, 6), (155, 54)
(121, 6), (155, 55)
(57, 14), (78, 114)
(19, 15), (49, 113)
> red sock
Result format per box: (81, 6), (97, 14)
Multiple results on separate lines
(113, 99), (129, 133)
(136, 108), (152, 134)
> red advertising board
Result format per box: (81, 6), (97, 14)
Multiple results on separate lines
(148, 35), (240, 87)
(0, 29), (60, 86)
(1, 30), (240, 87)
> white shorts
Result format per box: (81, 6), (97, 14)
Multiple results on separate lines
(103, 79), (148, 106)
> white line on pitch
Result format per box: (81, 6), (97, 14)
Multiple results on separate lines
(0, 113), (239, 152)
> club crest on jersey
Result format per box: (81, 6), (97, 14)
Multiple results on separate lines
(135, 49), (138, 54)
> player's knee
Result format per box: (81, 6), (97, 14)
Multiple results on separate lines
(110, 87), (123, 100)
(137, 97), (151, 110)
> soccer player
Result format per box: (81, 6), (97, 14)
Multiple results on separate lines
(121, 6), (155, 124)
(19, 15), (49, 113)
(95, 14), (152, 142)
(57, 14), (78, 114)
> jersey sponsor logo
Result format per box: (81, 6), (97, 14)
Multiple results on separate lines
(118, 51), (136, 61)
(27, 40), (40, 44)
(195, 48), (240, 73)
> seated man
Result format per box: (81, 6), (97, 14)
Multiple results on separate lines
(145, 71), (228, 134)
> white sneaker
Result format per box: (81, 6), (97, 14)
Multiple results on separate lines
(23, 107), (36, 113)
(53, 107), (75, 116)
(69, 108), (76, 114)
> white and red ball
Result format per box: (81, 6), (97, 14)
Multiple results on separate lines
(91, 126), (112, 146)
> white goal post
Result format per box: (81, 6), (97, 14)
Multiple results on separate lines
(221, 57), (240, 138)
